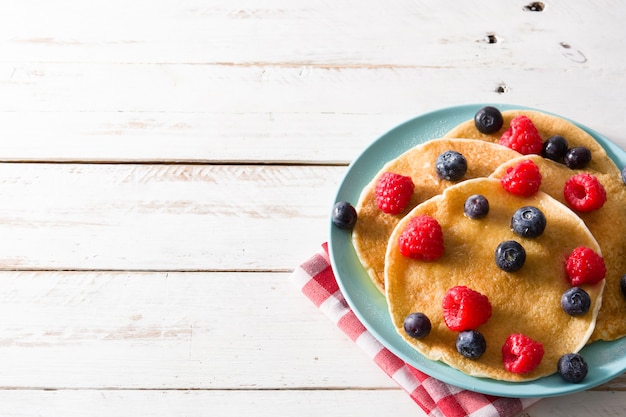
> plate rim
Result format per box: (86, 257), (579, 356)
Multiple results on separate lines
(328, 103), (626, 398)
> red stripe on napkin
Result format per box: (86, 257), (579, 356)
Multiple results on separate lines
(290, 244), (540, 417)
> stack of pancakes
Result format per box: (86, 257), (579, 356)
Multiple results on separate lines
(351, 110), (626, 381)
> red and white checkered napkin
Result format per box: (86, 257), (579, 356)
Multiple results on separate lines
(290, 243), (540, 417)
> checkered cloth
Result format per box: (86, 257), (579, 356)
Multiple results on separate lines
(290, 243), (540, 417)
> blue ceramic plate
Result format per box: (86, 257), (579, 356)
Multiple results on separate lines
(328, 104), (626, 398)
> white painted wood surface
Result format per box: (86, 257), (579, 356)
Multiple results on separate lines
(0, 1), (624, 416)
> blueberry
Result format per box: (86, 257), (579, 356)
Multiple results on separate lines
(541, 135), (568, 162)
(511, 206), (546, 238)
(495, 241), (526, 272)
(456, 330), (487, 359)
(621, 167), (626, 185)
(435, 150), (467, 181)
(563, 146), (592, 169)
(403, 312), (431, 339)
(464, 194), (489, 219)
(331, 201), (357, 229)
(558, 353), (588, 383)
(620, 274), (626, 299)
(474, 106), (504, 134)
(561, 287), (591, 316)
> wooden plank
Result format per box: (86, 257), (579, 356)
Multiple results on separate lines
(0, 389), (624, 417)
(1, 0), (624, 69)
(523, 391), (626, 417)
(0, 389), (425, 417)
(0, 270), (395, 389)
(0, 64), (624, 163)
(0, 269), (622, 394)
(2, 63), (624, 117)
(0, 111), (408, 164)
(0, 163), (341, 271)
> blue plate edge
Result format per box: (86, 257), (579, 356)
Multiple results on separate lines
(328, 104), (626, 398)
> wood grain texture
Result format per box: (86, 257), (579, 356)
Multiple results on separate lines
(1, 0), (624, 68)
(0, 389), (426, 417)
(0, 164), (340, 270)
(0, 389), (624, 417)
(0, 2), (624, 164)
(0, 269), (621, 393)
(0, 64), (624, 163)
(0, 271), (395, 389)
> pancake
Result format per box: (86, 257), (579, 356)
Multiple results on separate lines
(489, 155), (626, 342)
(443, 109), (621, 178)
(385, 178), (604, 381)
(352, 139), (520, 292)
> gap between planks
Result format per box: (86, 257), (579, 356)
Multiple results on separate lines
(0, 160), (349, 166)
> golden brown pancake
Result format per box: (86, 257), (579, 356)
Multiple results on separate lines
(352, 139), (520, 292)
(385, 178), (604, 381)
(443, 109), (621, 178)
(489, 155), (626, 342)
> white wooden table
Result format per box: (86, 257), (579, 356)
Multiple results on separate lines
(0, 1), (624, 415)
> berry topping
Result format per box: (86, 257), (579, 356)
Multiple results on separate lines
(474, 106), (504, 134)
(565, 246), (606, 286)
(564, 146), (592, 169)
(541, 135), (569, 162)
(561, 287), (591, 316)
(621, 275), (626, 299)
(442, 286), (492, 331)
(510, 206), (546, 238)
(331, 201), (357, 229)
(375, 172), (415, 214)
(398, 215), (444, 260)
(498, 115), (544, 155)
(621, 167), (626, 185)
(563, 173), (607, 212)
(502, 333), (544, 374)
(404, 312), (432, 339)
(464, 194), (489, 219)
(558, 353), (588, 383)
(456, 330), (487, 359)
(494, 240), (526, 272)
(435, 150), (468, 181)
(500, 159), (542, 197)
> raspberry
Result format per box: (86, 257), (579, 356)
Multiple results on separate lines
(398, 215), (444, 260)
(565, 246), (606, 286)
(375, 172), (415, 214)
(442, 286), (492, 331)
(498, 115), (544, 155)
(563, 173), (607, 212)
(502, 333), (544, 374)
(500, 159), (542, 197)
